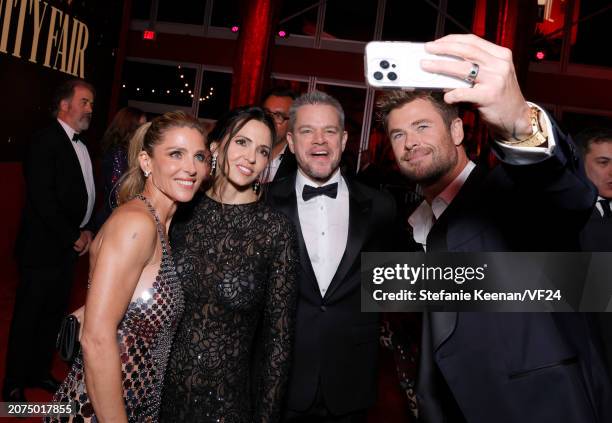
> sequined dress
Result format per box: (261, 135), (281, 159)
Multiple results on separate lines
(160, 194), (297, 423)
(45, 196), (184, 423)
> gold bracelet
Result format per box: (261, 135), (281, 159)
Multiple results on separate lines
(501, 106), (548, 147)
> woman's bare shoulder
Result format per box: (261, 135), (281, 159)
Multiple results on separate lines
(97, 200), (158, 254)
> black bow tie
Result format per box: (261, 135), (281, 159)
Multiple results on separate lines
(302, 183), (338, 201)
(72, 133), (82, 143)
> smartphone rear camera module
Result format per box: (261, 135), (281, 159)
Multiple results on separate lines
(373, 71), (384, 81)
(380, 60), (390, 69)
(387, 72), (398, 81)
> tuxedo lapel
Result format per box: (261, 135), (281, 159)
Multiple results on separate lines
(53, 121), (89, 199)
(425, 167), (489, 351)
(268, 174), (319, 296)
(324, 179), (371, 301)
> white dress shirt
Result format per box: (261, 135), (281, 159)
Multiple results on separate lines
(408, 161), (475, 250)
(58, 118), (96, 228)
(408, 105), (558, 249)
(596, 196), (612, 217)
(296, 168), (349, 297)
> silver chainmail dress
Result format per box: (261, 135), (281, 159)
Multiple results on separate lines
(45, 195), (184, 423)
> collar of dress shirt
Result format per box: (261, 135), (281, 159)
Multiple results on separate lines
(596, 195), (611, 217)
(408, 161), (476, 243)
(57, 118), (79, 142)
(295, 167), (342, 196)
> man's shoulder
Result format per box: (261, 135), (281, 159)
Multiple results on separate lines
(346, 177), (394, 202)
(266, 174), (295, 197)
(31, 121), (66, 145)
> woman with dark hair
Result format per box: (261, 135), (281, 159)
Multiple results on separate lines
(91, 107), (147, 230)
(160, 106), (297, 423)
(46, 111), (209, 422)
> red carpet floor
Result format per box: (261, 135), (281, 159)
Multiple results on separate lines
(0, 256), (89, 423)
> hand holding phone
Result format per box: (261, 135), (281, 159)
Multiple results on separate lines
(365, 41), (472, 90)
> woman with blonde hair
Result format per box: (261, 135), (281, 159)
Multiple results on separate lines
(46, 110), (209, 422)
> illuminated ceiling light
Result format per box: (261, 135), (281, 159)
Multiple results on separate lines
(278, 30), (288, 38)
(231, 25), (239, 33)
(190, 94), (194, 98)
(122, 84), (126, 88)
(151, 89), (155, 93)
(136, 87), (140, 91)
(184, 83), (188, 87)
(180, 74), (184, 79)
(535, 50), (545, 60)
(166, 90), (170, 94)
(180, 89), (184, 93)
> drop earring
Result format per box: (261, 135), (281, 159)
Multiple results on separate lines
(144, 170), (151, 178)
(210, 155), (217, 176)
(252, 180), (261, 194)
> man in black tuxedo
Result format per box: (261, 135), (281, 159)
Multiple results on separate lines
(3, 79), (96, 401)
(267, 91), (397, 422)
(378, 34), (611, 422)
(262, 88), (298, 182)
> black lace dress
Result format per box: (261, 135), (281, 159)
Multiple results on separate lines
(160, 194), (297, 423)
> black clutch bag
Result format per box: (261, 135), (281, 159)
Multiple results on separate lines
(56, 314), (81, 362)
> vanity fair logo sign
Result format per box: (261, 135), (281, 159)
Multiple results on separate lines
(0, 0), (89, 78)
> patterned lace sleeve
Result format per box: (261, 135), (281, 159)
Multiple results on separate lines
(254, 214), (298, 422)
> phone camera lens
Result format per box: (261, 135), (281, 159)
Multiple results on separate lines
(380, 60), (390, 69)
(387, 72), (397, 81)
(373, 71), (383, 81)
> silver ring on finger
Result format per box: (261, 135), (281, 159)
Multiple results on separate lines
(464, 62), (479, 85)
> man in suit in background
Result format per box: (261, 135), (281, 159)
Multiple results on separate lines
(262, 88), (298, 182)
(267, 91), (397, 422)
(577, 127), (612, 251)
(3, 79), (96, 401)
(576, 127), (612, 385)
(378, 34), (611, 422)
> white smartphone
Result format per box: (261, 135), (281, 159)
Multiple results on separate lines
(364, 41), (472, 90)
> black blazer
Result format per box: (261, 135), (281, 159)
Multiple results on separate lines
(273, 149), (298, 182)
(15, 120), (90, 266)
(421, 127), (612, 423)
(580, 208), (612, 252)
(266, 174), (397, 415)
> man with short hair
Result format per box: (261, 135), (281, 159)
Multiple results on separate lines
(378, 34), (611, 422)
(3, 79), (96, 402)
(577, 127), (612, 251)
(576, 127), (612, 389)
(267, 90), (398, 422)
(262, 88), (298, 182)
